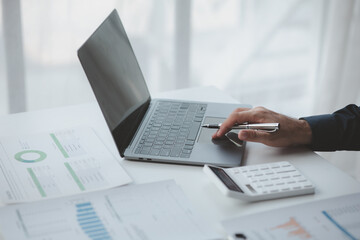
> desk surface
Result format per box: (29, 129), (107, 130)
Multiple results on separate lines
(1, 86), (360, 237)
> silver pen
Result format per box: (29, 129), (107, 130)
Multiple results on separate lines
(201, 123), (280, 132)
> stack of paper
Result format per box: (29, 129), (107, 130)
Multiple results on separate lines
(0, 180), (221, 240)
(0, 127), (221, 240)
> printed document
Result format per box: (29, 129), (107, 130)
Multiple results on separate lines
(223, 192), (360, 240)
(0, 180), (221, 240)
(0, 127), (132, 203)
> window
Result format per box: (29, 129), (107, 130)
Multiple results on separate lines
(1, 0), (322, 117)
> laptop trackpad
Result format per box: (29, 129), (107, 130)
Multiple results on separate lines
(195, 117), (244, 167)
(197, 116), (232, 142)
(197, 117), (224, 143)
(198, 116), (242, 146)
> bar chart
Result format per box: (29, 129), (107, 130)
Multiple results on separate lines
(76, 202), (112, 240)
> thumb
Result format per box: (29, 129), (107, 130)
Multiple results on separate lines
(238, 130), (268, 143)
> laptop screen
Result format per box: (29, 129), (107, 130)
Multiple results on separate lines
(78, 9), (151, 156)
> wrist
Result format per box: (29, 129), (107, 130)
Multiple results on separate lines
(294, 119), (312, 146)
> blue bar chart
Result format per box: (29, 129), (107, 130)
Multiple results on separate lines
(76, 202), (112, 240)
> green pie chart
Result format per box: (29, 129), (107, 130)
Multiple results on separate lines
(14, 150), (47, 163)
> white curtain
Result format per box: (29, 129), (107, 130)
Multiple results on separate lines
(314, 0), (360, 180)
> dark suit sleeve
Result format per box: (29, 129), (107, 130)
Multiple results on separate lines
(301, 104), (360, 151)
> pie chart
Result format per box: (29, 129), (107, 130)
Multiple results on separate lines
(14, 150), (47, 163)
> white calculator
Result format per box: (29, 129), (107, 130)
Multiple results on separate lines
(203, 161), (315, 202)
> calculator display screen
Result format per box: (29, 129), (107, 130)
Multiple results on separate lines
(209, 166), (243, 193)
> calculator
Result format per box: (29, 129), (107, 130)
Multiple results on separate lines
(203, 161), (315, 202)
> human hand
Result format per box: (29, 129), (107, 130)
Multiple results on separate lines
(212, 106), (312, 147)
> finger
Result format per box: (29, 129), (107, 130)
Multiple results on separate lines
(217, 108), (252, 137)
(238, 130), (269, 144)
(212, 130), (219, 139)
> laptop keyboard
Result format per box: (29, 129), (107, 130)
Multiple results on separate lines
(134, 101), (207, 158)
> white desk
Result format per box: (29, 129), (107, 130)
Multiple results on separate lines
(1, 86), (360, 238)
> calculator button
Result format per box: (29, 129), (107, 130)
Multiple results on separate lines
(287, 168), (297, 173)
(269, 188), (279, 193)
(280, 162), (291, 167)
(282, 165), (295, 170)
(276, 169), (296, 174)
(271, 165), (280, 169)
(302, 181), (313, 187)
(246, 184), (257, 193)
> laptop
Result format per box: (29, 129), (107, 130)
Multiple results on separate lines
(78, 9), (250, 167)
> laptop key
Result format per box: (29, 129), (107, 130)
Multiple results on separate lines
(183, 145), (193, 150)
(149, 149), (160, 156)
(179, 132), (188, 137)
(182, 149), (192, 154)
(165, 140), (175, 145)
(140, 149), (150, 155)
(174, 143), (184, 147)
(176, 139), (185, 144)
(180, 103), (190, 109)
(160, 148), (171, 156)
(144, 142), (153, 147)
(170, 148), (181, 157)
(180, 153), (191, 158)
